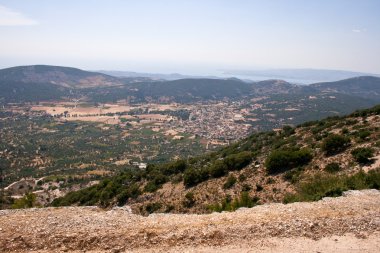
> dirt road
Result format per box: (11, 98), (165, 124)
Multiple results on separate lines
(1, 190), (380, 252)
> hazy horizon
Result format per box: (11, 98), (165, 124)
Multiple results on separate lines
(1, 0), (379, 75)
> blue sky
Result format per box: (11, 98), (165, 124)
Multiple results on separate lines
(0, 0), (379, 74)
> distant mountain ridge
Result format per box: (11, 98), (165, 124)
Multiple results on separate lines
(311, 76), (380, 99)
(1, 65), (380, 104)
(222, 68), (380, 84)
(100, 68), (380, 84)
(0, 65), (122, 89)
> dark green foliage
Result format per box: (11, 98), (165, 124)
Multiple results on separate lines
(209, 160), (228, 178)
(223, 175), (237, 189)
(11, 193), (37, 209)
(238, 174), (247, 182)
(144, 174), (168, 192)
(266, 149), (313, 174)
(116, 189), (130, 206)
(324, 162), (341, 173)
(242, 184), (252, 192)
(284, 169), (380, 203)
(355, 129), (371, 141)
(182, 192), (196, 208)
(52, 172), (142, 207)
(94, 78), (252, 103)
(223, 151), (254, 170)
(311, 120), (337, 135)
(283, 169), (301, 183)
(322, 134), (351, 155)
(256, 184), (263, 191)
(208, 191), (256, 212)
(145, 202), (162, 214)
(183, 168), (208, 187)
(351, 147), (374, 164)
(183, 151), (253, 187)
(0, 81), (70, 103)
(281, 125), (295, 136)
(165, 205), (175, 213)
(351, 104), (380, 117)
(161, 160), (188, 175)
(145, 160), (187, 178)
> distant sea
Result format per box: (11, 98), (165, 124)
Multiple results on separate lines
(220, 74), (321, 85)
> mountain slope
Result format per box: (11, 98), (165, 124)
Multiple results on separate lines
(0, 65), (124, 103)
(311, 76), (380, 100)
(2, 65), (380, 105)
(136, 78), (253, 101)
(51, 105), (380, 214)
(0, 80), (70, 103)
(0, 65), (122, 89)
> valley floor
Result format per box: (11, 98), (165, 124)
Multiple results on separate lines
(1, 190), (380, 252)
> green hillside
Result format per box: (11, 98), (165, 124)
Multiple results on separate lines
(51, 105), (380, 214)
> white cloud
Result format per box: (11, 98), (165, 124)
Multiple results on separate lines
(352, 28), (367, 33)
(0, 5), (38, 26)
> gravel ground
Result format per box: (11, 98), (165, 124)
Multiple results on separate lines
(1, 190), (380, 252)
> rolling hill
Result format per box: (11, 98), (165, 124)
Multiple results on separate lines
(1, 65), (380, 104)
(0, 65), (124, 103)
(50, 105), (380, 214)
(311, 76), (380, 99)
(0, 65), (122, 88)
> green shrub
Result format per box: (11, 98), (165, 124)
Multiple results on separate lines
(266, 148), (313, 174)
(238, 174), (247, 182)
(12, 193), (37, 209)
(356, 130), (371, 141)
(165, 205), (175, 213)
(283, 168), (303, 184)
(281, 125), (295, 136)
(242, 184), (252, 192)
(223, 175), (237, 189)
(283, 169), (380, 203)
(182, 192), (196, 208)
(183, 168), (208, 187)
(322, 134), (350, 155)
(143, 181), (160, 193)
(144, 174), (168, 192)
(116, 189), (130, 206)
(162, 160), (187, 175)
(324, 162), (341, 173)
(208, 191), (256, 212)
(209, 160), (228, 178)
(145, 202), (162, 214)
(351, 147), (374, 164)
(224, 151), (253, 171)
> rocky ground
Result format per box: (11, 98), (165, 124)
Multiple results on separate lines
(1, 190), (380, 253)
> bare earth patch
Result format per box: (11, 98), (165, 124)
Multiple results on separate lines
(0, 190), (379, 252)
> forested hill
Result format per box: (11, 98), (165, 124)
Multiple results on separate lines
(51, 105), (380, 214)
(1, 65), (380, 104)
(310, 76), (380, 99)
(0, 65), (122, 88)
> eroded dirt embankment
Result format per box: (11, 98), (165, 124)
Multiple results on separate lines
(1, 190), (380, 253)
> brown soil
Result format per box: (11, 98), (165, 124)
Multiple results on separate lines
(1, 190), (380, 252)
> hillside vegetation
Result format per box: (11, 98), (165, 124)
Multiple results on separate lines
(2, 65), (380, 105)
(51, 105), (380, 214)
